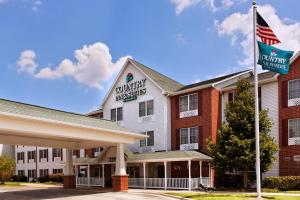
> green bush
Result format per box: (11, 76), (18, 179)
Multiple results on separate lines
(11, 175), (28, 182)
(37, 176), (49, 183)
(262, 176), (300, 191)
(48, 173), (63, 183)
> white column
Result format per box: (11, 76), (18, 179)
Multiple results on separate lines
(65, 148), (74, 175)
(208, 162), (212, 188)
(87, 164), (90, 187)
(188, 160), (191, 191)
(143, 162), (146, 189)
(164, 161), (167, 190)
(115, 143), (126, 175)
(75, 165), (78, 185)
(102, 164), (105, 187)
(199, 161), (202, 184)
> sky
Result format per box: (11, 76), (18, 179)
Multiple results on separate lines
(0, 0), (299, 113)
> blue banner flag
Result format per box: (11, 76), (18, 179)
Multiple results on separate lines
(257, 41), (294, 74)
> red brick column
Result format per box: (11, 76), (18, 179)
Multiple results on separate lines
(63, 175), (76, 189)
(112, 175), (128, 191)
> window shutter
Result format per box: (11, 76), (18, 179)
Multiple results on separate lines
(46, 149), (49, 162)
(282, 119), (288, 146)
(52, 149), (54, 162)
(176, 96), (180, 119)
(61, 149), (63, 161)
(39, 150), (41, 162)
(198, 91), (202, 116)
(198, 126), (203, 151)
(282, 81), (288, 108)
(176, 129), (180, 150)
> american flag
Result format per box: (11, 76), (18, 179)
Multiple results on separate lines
(256, 11), (281, 45)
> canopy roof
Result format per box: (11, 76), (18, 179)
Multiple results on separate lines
(73, 148), (211, 165)
(0, 99), (145, 148)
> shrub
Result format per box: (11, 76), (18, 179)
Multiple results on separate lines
(37, 176), (49, 183)
(262, 176), (300, 191)
(48, 173), (63, 183)
(11, 175), (28, 182)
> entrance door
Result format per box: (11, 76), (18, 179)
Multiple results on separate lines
(104, 164), (112, 187)
(157, 165), (165, 178)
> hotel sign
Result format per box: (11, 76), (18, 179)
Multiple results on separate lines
(115, 73), (147, 102)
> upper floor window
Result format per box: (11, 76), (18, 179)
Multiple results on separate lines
(27, 151), (36, 162)
(72, 149), (80, 158)
(180, 127), (199, 145)
(52, 148), (62, 159)
(111, 107), (123, 121)
(139, 100), (154, 117)
(140, 131), (154, 147)
(289, 79), (300, 100)
(39, 149), (48, 161)
(179, 93), (198, 118)
(17, 152), (24, 162)
(93, 147), (103, 157)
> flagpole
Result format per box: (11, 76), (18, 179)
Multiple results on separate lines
(253, 0), (261, 198)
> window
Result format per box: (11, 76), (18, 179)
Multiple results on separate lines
(17, 152), (24, 162)
(180, 127), (199, 145)
(93, 147), (103, 157)
(179, 93), (198, 112)
(108, 157), (116, 162)
(27, 151), (36, 162)
(39, 169), (49, 177)
(111, 107), (123, 121)
(52, 148), (61, 158)
(289, 119), (300, 139)
(28, 169), (36, 179)
(140, 131), (154, 147)
(39, 149), (48, 161)
(18, 170), (25, 176)
(139, 100), (154, 117)
(53, 168), (63, 174)
(72, 149), (80, 158)
(289, 79), (300, 100)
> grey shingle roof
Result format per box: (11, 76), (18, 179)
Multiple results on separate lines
(0, 98), (129, 132)
(129, 59), (183, 92)
(178, 70), (250, 91)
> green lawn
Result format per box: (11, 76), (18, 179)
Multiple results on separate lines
(0, 182), (22, 187)
(167, 192), (300, 200)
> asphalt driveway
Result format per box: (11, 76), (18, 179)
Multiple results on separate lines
(0, 187), (176, 200)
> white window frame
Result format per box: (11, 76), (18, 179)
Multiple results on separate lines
(139, 100), (154, 117)
(53, 168), (63, 174)
(180, 127), (199, 150)
(39, 169), (49, 177)
(179, 93), (198, 118)
(288, 118), (300, 145)
(288, 79), (300, 107)
(39, 149), (47, 159)
(17, 152), (24, 162)
(140, 131), (154, 147)
(52, 148), (61, 158)
(28, 169), (36, 179)
(111, 107), (123, 122)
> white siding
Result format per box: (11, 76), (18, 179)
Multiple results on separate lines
(102, 63), (171, 153)
(261, 82), (279, 177)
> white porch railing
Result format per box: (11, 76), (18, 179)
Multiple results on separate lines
(76, 177), (104, 187)
(128, 177), (212, 190)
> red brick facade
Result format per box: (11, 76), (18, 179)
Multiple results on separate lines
(278, 55), (300, 176)
(171, 88), (221, 152)
(112, 175), (128, 191)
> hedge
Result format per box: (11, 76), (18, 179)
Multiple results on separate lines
(262, 176), (300, 191)
(37, 173), (63, 183)
(11, 175), (28, 182)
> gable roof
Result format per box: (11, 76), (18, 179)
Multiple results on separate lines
(177, 70), (250, 91)
(129, 59), (183, 92)
(100, 58), (183, 107)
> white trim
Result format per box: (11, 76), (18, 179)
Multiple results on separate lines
(0, 111), (146, 140)
(290, 51), (300, 65)
(101, 59), (167, 108)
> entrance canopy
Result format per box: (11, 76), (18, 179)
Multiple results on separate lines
(0, 99), (146, 149)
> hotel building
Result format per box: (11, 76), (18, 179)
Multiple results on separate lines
(11, 52), (300, 189)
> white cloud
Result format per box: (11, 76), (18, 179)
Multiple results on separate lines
(217, 4), (300, 67)
(31, 0), (42, 11)
(170, 0), (218, 15)
(170, 0), (247, 15)
(17, 50), (38, 74)
(33, 42), (131, 90)
(0, 0), (8, 4)
(176, 33), (187, 44)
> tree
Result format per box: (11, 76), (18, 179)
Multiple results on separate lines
(0, 155), (15, 182)
(208, 79), (278, 190)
